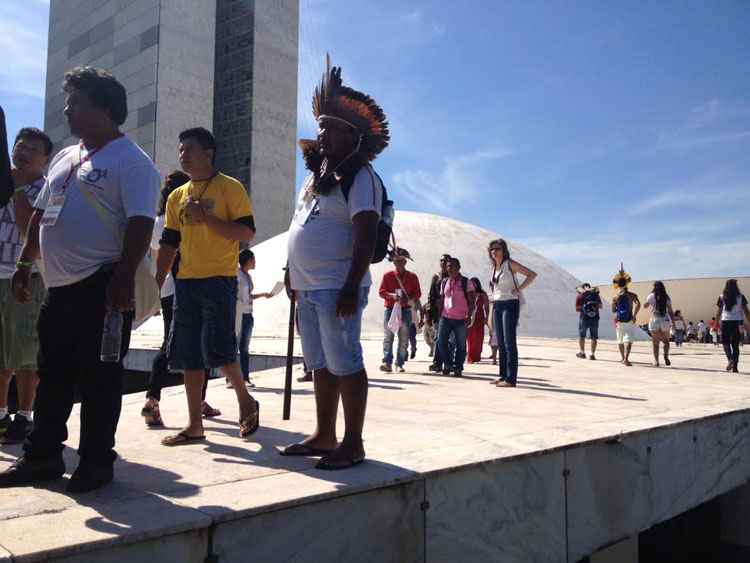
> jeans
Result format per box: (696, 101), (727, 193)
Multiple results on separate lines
(383, 308), (411, 367)
(409, 322), (418, 355)
(25, 269), (132, 468)
(436, 317), (467, 372)
(674, 329), (684, 346)
(239, 313), (254, 381)
(493, 300), (520, 385)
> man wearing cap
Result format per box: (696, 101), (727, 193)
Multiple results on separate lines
(575, 283), (602, 360)
(379, 248), (421, 373)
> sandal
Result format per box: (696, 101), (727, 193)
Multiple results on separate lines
(316, 450), (365, 471)
(201, 401), (222, 418)
(239, 400), (260, 438)
(495, 381), (516, 388)
(161, 431), (206, 447)
(141, 400), (164, 427)
(279, 443), (334, 457)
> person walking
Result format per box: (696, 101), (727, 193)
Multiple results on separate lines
(644, 281), (675, 367)
(157, 127), (259, 446)
(709, 317), (720, 346)
(466, 277), (489, 364)
(715, 279), (750, 373)
(575, 283), (602, 360)
(686, 321), (696, 343)
(0, 67), (160, 492)
(280, 58), (388, 470)
(611, 266), (641, 366)
(488, 239), (537, 387)
(435, 258), (475, 377)
(0, 127), (52, 444)
(697, 320), (707, 344)
(427, 254), (451, 371)
(236, 249), (270, 387)
(673, 310), (686, 347)
(379, 248), (420, 373)
(140, 171), (220, 427)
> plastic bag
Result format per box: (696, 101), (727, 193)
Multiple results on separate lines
(387, 302), (403, 333)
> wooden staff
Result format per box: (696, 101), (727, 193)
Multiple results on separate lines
(283, 292), (296, 420)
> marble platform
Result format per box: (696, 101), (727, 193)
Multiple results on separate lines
(0, 337), (748, 562)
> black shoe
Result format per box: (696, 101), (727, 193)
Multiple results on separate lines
(441, 368), (451, 376)
(428, 364), (440, 372)
(67, 464), (113, 493)
(453, 369), (463, 377)
(3, 414), (34, 444)
(410, 349), (416, 359)
(0, 456), (65, 487)
(0, 414), (10, 436)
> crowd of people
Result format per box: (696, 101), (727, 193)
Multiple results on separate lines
(0, 59), (747, 494)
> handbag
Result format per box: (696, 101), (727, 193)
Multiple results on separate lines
(75, 179), (160, 329)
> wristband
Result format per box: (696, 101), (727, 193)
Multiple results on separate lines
(16, 260), (33, 269)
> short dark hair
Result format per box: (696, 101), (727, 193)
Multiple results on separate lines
(14, 127), (53, 156)
(239, 249), (255, 267)
(449, 257), (461, 269)
(157, 170), (191, 216)
(179, 127), (216, 163)
(63, 67), (128, 125)
(440, 254), (451, 261)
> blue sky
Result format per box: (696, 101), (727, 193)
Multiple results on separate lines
(3, 1), (749, 284)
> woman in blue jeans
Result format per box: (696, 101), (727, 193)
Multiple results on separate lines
(487, 239), (537, 387)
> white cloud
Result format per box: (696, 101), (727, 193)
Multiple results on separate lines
(393, 148), (512, 213)
(630, 185), (750, 215)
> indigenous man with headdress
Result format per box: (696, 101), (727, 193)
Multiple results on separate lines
(611, 264), (640, 366)
(281, 57), (389, 470)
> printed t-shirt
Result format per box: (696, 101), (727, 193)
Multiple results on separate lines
(0, 177), (44, 277)
(717, 294), (748, 322)
(164, 172), (253, 279)
(441, 276), (476, 320)
(287, 167), (383, 291)
(34, 137), (160, 288)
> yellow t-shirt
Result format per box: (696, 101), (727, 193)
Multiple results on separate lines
(165, 172), (253, 279)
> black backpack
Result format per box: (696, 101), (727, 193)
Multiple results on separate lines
(581, 291), (599, 319)
(341, 165), (394, 264)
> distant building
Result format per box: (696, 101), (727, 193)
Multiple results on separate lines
(43, 0), (298, 244)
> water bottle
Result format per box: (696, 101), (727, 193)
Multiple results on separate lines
(101, 310), (123, 362)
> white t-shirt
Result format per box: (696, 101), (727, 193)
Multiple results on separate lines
(151, 214), (174, 298)
(718, 294), (748, 322)
(0, 177), (44, 278)
(34, 137), (160, 288)
(645, 293), (671, 319)
(237, 267), (253, 314)
(287, 167), (383, 291)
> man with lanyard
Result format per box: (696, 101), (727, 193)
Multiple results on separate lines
(378, 247), (421, 373)
(157, 127), (259, 446)
(427, 254), (452, 372)
(0, 67), (160, 492)
(436, 258), (476, 377)
(0, 128), (52, 444)
(281, 57), (388, 470)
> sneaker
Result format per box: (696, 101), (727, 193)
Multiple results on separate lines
(397, 367), (405, 373)
(379, 363), (392, 373)
(0, 456), (65, 488)
(453, 369), (463, 377)
(0, 414), (10, 436)
(3, 415), (33, 444)
(441, 368), (451, 376)
(245, 380), (257, 389)
(576, 352), (586, 359)
(297, 372), (313, 383)
(66, 463), (113, 493)
(428, 363), (440, 372)
(589, 355), (596, 361)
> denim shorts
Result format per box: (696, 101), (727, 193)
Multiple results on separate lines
(168, 277), (238, 370)
(578, 317), (599, 339)
(296, 287), (368, 376)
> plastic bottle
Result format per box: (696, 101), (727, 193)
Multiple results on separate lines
(100, 310), (123, 362)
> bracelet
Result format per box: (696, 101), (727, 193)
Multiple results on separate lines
(16, 260), (33, 269)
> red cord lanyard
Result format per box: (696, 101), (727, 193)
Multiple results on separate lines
(57, 136), (120, 195)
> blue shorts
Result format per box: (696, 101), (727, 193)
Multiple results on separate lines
(168, 277), (238, 370)
(579, 317), (599, 339)
(296, 287), (368, 376)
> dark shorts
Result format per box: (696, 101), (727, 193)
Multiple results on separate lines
(579, 317), (599, 339)
(168, 277), (238, 370)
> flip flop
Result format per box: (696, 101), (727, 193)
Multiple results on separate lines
(161, 432), (206, 447)
(201, 402), (222, 418)
(239, 400), (260, 438)
(315, 452), (365, 471)
(279, 443), (334, 457)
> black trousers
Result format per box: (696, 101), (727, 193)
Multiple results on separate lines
(24, 270), (133, 468)
(722, 321), (742, 367)
(147, 294), (208, 402)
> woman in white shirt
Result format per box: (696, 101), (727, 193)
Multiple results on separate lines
(643, 281), (675, 367)
(236, 249), (270, 387)
(672, 310), (686, 347)
(715, 279), (750, 373)
(487, 238), (537, 388)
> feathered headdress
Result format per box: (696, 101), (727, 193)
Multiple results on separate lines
(299, 55), (390, 170)
(612, 263), (632, 290)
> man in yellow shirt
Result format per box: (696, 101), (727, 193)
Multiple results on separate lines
(156, 127), (259, 445)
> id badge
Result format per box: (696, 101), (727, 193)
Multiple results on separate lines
(40, 194), (66, 226)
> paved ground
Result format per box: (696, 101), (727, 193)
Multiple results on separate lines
(0, 336), (748, 559)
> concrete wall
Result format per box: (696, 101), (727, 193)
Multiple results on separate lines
(598, 277), (750, 327)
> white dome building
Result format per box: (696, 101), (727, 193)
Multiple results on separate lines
(249, 211), (611, 339)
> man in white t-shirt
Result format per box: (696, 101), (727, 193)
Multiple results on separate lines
(0, 67), (159, 493)
(281, 59), (388, 470)
(0, 128), (52, 445)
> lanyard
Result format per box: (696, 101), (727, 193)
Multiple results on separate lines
(57, 136), (120, 195)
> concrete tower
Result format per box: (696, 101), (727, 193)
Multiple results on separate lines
(43, 0), (298, 244)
